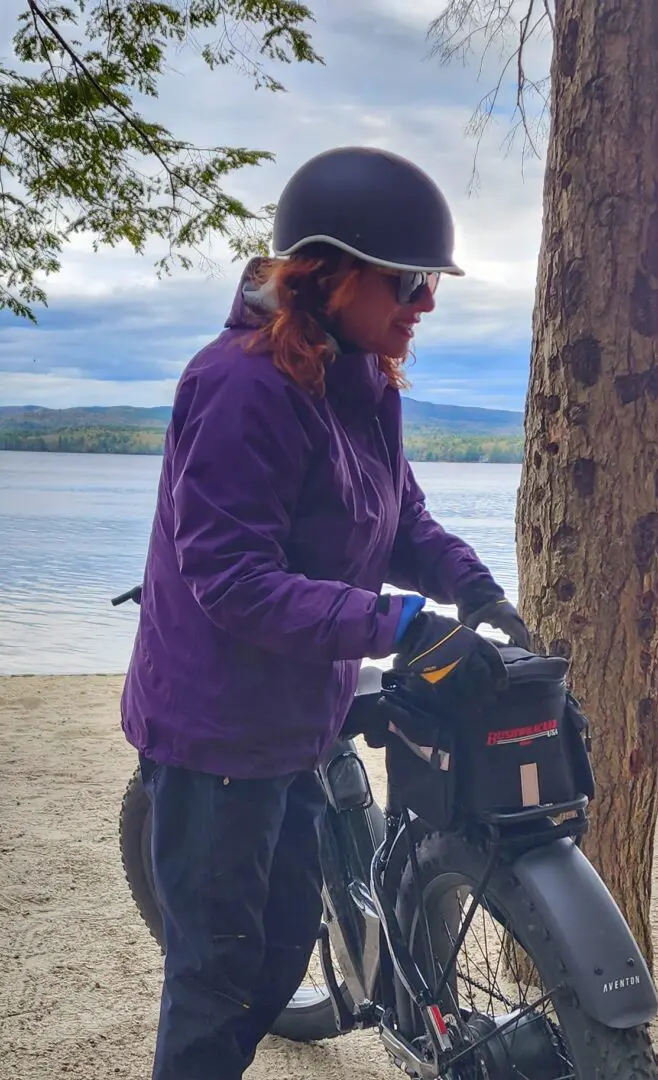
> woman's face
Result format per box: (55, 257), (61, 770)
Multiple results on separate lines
(335, 264), (439, 357)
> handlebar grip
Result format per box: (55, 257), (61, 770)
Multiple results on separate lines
(111, 585), (143, 607)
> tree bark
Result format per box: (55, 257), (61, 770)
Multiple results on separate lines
(516, 0), (658, 965)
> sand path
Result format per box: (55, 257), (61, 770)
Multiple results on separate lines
(0, 675), (398, 1080)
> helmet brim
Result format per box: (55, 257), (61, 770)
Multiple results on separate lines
(272, 235), (465, 277)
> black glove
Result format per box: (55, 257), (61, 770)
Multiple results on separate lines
(382, 611), (508, 749)
(393, 610), (507, 697)
(460, 598), (532, 651)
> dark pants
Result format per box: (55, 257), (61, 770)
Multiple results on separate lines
(140, 754), (325, 1080)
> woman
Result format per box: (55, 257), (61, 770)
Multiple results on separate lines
(121, 145), (529, 1080)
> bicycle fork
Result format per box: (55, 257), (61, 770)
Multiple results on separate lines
(370, 822), (453, 1076)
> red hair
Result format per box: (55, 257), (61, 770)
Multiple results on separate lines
(247, 246), (410, 396)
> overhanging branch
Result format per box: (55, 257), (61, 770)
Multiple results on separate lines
(427, 0), (554, 182)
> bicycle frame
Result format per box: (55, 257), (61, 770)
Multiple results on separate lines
(319, 732), (500, 1068)
(318, 733), (457, 1060)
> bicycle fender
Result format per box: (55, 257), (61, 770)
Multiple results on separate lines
(512, 837), (658, 1028)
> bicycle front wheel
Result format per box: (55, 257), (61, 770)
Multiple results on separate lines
(395, 831), (658, 1079)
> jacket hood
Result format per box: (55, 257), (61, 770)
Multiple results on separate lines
(224, 257), (389, 411)
(224, 257), (273, 330)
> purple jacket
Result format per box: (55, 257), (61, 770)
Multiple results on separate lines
(121, 268), (498, 778)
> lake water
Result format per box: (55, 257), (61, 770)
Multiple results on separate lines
(0, 451), (522, 675)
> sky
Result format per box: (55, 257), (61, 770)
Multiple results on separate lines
(0, 0), (553, 412)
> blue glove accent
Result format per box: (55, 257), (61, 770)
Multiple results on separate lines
(393, 594), (426, 646)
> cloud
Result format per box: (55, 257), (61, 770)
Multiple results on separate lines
(0, 0), (550, 410)
(0, 371), (181, 408)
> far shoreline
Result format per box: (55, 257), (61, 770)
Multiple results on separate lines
(0, 447), (524, 465)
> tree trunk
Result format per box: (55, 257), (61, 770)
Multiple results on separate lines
(516, 0), (658, 965)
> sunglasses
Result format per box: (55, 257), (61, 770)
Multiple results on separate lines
(380, 269), (441, 305)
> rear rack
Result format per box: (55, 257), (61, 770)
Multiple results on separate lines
(480, 794), (589, 826)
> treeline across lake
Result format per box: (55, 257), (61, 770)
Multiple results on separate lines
(403, 429), (523, 463)
(0, 424), (524, 462)
(0, 401), (525, 462)
(0, 426), (165, 455)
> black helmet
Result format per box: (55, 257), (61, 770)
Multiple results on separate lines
(272, 146), (464, 276)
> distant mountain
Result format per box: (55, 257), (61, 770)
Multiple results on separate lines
(401, 397), (523, 434)
(0, 399), (523, 436)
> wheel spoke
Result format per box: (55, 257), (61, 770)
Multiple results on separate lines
(419, 878), (576, 1078)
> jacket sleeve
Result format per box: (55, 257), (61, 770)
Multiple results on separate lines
(386, 459), (504, 605)
(170, 360), (402, 661)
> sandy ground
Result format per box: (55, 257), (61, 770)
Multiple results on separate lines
(0, 675), (399, 1080)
